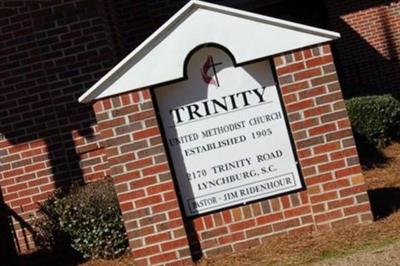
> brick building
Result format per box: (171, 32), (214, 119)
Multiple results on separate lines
(0, 0), (398, 259)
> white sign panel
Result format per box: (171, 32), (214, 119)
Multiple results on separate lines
(154, 47), (302, 216)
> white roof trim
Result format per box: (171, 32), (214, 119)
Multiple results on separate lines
(79, 0), (340, 103)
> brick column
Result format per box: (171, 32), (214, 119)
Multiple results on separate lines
(94, 90), (192, 265)
(273, 43), (373, 229)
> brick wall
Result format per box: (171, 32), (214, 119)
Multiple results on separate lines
(94, 43), (372, 265)
(0, 0), (115, 253)
(274, 44), (372, 229)
(325, 0), (400, 96)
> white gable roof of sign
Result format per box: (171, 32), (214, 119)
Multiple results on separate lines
(79, 0), (340, 103)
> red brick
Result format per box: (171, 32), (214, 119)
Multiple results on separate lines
(152, 201), (179, 213)
(276, 62), (305, 75)
(284, 206), (311, 218)
(229, 219), (256, 232)
(281, 81), (309, 94)
(120, 202), (134, 212)
(135, 195), (162, 208)
(283, 93), (297, 104)
(292, 118), (319, 131)
(328, 197), (355, 210)
(303, 48), (313, 58)
(142, 90), (151, 100)
(302, 166), (316, 177)
(164, 191), (178, 201)
(272, 218), (300, 231)
(311, 73), (338, 86)
(340, 184), (368, 197)
(126, 158), (153, 170)
(313, 141), (341, 154)
(142, 163), (169, 176)
(98, 117), (125, 130)
(219, 232), (245, 245)
(323, 179), (350, 191)
(301, 215), (314, 224)
(121, 94), (132, 105)
(18, 187), (39, 197)
(145, 232), (171, 245)
(201, 227), (228, 240)
(300, 154), (328, 167)
(330, 148), (358, 160)
(338, 119), (351, 129)
(7, 183), (28, 193)
(294, 68), (322, 81)
(114, 171), (141, 184)
(315, 209), (343, 223)
(304, 105), (331, 118)
(297, 149), (312, 159)
(212, 212), (224, 226)
(147, 182), (174, 195)
(10, 197), (32, 207)
(108, 153), (135, 165)
(256, 212), (283, 225)
(3, 168), (24, 178)
(335, 166), (362, 179)
(21, 148), (43, 157)
(128, 175), (157, 189)
(326, 129), (353, 142)
(203, 215), (214, 228)
(129, 110), (155, 122)
(298, 86), (326, 99)
(273, 56), (284, 66)
(221, 210), (232, 224)
(322, 44), (331, 54)
(286, 99), (314, 113)
(167, 209), (181, 219)
(281, 195), (290, 208)
(119, 190), (145, 202)
(309, 123), (337, 136)
(318, 160), (346, 172)
(133, 127), (160, 140)
(310, 191), (338, 204)
(305, 55), (333, 68)
(9, 144), (29, 153)
(297, 136), (324, 149)
(321, 110), (347, 123)
(3, 193), (18, 202)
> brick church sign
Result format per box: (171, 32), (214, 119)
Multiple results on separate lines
(80, 1), (372, 265)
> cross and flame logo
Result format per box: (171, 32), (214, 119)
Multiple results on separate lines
(201, 55), (222, 87)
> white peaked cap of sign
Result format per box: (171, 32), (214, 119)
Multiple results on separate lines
(79, 0), (340, 103)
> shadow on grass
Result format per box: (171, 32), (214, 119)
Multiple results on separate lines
(368, 187), (400, 220)
(354, 133), (390, 170)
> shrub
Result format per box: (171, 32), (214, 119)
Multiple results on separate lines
(346, 95), (400, 147)
(33, 179), (128, 259)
